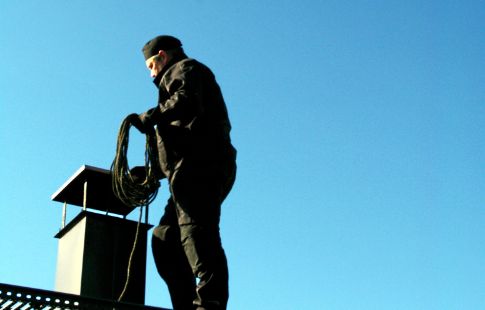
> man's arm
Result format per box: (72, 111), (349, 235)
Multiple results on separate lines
(139, 60), (203, 129)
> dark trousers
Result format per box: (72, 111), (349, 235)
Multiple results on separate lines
(152, 156), (236, 310)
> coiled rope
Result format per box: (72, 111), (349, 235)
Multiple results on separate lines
(110, 113), (161, 302)
(111, 113), (161, 209)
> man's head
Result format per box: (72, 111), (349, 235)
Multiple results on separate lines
(142, 35), (183, 78)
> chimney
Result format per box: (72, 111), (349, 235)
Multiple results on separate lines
(51, 165), (152, 305)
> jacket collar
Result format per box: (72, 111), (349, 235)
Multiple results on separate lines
(152, 53), (188, 88)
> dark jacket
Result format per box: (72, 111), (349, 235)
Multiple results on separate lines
(145, 56), (236, 178)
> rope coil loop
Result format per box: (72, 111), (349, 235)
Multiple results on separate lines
(111, 113), (161, 209)
(110, 113), (162, 302)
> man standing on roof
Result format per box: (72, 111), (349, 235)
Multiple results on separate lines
(132, 35), (237, 310)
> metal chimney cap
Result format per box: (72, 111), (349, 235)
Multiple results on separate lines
(51, 165), (136, 216)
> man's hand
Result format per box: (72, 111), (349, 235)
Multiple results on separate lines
(139, 109), (152, 126)
(128, 113), (146, 134)
(132, 108), (157, 134)
(130, 165), (165, 183)
(130, 166), (147, 183)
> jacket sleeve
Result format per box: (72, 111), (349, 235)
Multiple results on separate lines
(152, 60), (204, 127)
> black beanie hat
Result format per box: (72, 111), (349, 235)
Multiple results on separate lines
(142, 35), (182, 60)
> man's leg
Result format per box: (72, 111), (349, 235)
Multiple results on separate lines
(170, 159), (236, 309)
(152, 199), (196, 310)
(180, 224), (229, 310)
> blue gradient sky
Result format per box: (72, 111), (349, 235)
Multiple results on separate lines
(1, 1), (483, 309)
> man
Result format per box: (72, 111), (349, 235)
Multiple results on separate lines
(133, 35), (236, 310)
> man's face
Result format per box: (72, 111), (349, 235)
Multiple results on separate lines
(145, 54), (164, 78)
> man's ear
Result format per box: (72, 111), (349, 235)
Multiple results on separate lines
(158, 50), (166, 63)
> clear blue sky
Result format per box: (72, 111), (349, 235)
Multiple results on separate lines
(1, 1), (483, 309)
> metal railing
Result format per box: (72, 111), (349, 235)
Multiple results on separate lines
(0, 283), (170, 310)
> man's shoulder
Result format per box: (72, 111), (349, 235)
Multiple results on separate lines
(177, 58), (206, 69)
(171, 58), (213, 77)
